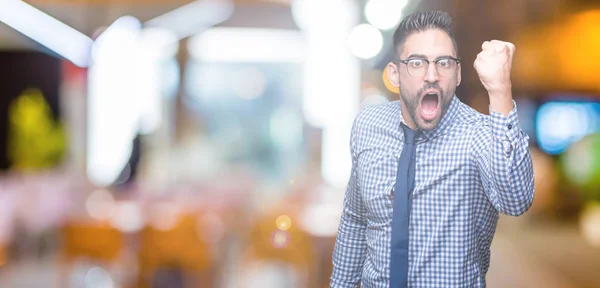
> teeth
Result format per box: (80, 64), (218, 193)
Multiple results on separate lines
(422, 109), (436, 116)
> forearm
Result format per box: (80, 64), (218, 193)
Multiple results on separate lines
(475, 103), (535, 216)
(488, 118), (535, 215)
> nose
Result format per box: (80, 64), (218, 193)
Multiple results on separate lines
(424, 62), (439, 83)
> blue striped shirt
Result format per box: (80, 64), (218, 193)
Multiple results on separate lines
(330, 96), (535, 287)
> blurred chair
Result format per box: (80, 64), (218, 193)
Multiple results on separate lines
(137, 212), (215, 288)
(0, 243), (7, 268)
(59, 220), (124, 287)
(238, 209), (318, 288)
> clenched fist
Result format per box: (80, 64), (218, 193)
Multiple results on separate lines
(473, 40), (515, 96)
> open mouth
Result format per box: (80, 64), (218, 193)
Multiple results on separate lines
(419, 91), (440, 121)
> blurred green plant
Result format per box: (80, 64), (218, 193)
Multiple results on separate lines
(7, 88), (66, 171)
(560, 133), (600, 202)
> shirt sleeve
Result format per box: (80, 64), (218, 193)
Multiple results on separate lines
(470, 101), (535, 216)
(330, 117), (368, 287)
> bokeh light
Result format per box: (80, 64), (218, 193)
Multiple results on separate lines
(275, 215), (292, 231)
(365, 0), (408, 30)
(85, 266), (114, 288)
(148, 202), (179, 231)
(561, 133), (600, 200)
(85, 189), (115, 221)
(109, 201), (144, 233)
(347, 24), (383, 59)
(580, 203), (600, 248)
(536, 101), (600, 155)
(270, 230), (290, 249)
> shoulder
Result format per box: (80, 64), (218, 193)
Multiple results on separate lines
(352, 101), (399, 136)
(350, 101), (400, 151)
(354, 101), (400, 128)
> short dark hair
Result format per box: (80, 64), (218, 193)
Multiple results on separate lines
(393, 10), (458, 57)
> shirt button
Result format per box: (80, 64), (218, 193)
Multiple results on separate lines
(507, 124), (513, 130)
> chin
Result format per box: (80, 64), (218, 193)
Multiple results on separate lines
(416, 118), (441, 131)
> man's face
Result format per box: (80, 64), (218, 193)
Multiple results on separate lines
(387, 29), (461, 131)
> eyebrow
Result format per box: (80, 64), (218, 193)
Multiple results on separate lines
(406, 54), (456, 60)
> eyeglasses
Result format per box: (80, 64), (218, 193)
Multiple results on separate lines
(394, 57), (460, 78)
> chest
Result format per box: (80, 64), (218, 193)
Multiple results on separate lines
(356, 133), (477, 223)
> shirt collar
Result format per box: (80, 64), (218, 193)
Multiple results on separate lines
(399, 95), (460, 143)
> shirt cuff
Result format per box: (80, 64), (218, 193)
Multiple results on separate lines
(489, 101), (520, 158)
(489, 100), (520, 142)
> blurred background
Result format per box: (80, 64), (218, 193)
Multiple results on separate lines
(0, 0), (599, 287)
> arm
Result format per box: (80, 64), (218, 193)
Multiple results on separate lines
(471, 102), (535, 216)
(330, 120), (367, 287)
(472, 40), (535, 216)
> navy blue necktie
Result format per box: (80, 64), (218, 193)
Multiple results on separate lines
(390, 124), (420, 287)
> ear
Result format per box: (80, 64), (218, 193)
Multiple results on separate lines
(457, 62), (462, 86)
(383, 62), (400, 93)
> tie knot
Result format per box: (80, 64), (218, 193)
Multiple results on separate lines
(401, 123), (420, 144)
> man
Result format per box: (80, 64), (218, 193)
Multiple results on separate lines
(330, 10), (534, 288)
